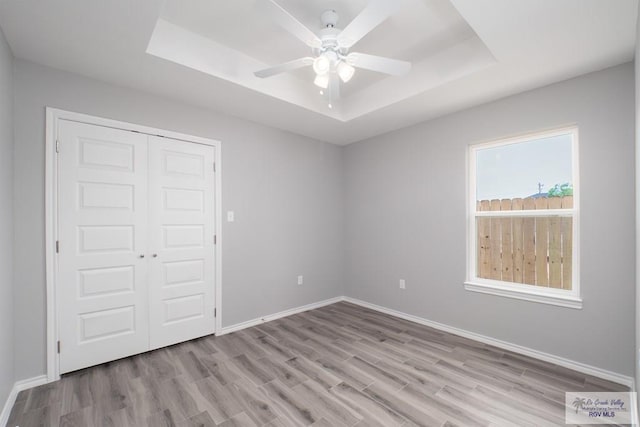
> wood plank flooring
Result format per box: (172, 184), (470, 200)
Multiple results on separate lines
(7, 302), (629, 426)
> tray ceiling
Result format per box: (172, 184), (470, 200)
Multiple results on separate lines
(147, 0), (496, 120)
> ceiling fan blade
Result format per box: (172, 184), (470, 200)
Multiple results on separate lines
(254, 57), (314, 78)
(337, 0), (399, 48)
(346, 52), (411, 76)
(256, 0), (322, 48)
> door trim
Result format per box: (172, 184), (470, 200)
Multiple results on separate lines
(45, 108), (223, 381)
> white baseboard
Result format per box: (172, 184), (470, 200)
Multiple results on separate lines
(343, 296), (635, 388)
(0, 375), (48, 427)
(217, 296), (344, 336)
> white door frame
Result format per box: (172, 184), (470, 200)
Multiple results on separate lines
(45, 108), (223, 382)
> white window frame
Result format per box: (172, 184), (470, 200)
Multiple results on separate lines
(465, 126), (581, 309)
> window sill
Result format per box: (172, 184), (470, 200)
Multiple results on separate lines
(464, 281), (583, 309)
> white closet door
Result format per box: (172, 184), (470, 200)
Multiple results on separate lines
(148, 136), (216, 349)
(57, 120), (150, 373)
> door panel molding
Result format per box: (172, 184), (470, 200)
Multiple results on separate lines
(46, 108), (222, 381)
(147, 135), (216, 350)
(57, 121), (150, 373)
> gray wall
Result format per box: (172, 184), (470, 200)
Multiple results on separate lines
(12, 59), (344, 380)
(344, 63), (636, 376)
(635, 7), (640, 393)
(0, 27), (14, 406)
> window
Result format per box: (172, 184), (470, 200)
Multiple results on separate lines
(466, 127), (580, 308)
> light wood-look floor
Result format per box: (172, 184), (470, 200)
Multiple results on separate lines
(7, 302), (628, 427)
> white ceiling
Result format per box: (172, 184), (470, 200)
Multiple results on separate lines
(0, 0), (636, 145)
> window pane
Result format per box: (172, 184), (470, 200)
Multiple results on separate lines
(477, 216), (572, 290)
(476, 134), (573, 210)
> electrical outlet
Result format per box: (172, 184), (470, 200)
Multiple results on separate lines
(297, 275), (304, 285)
(399, 279), (406, 290)
(227, 211), (235, 222)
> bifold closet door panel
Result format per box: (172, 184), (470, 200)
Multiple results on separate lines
(57, 120), (150, 374)
(147, 136), (216, 350)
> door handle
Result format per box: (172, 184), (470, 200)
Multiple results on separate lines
(152, 254), (158, 258)
(139, 254), (145, 258)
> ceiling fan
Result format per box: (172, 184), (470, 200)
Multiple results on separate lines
(254, 0), (412, 107)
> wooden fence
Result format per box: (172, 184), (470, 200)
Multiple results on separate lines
(476, 196), (573, 290)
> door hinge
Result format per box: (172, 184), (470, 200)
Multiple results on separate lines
(55, 240), (59, 253)
(214, 308), (217, 317)
(213, 162), (216, 172)
(214, 235), (217, 245)
(55, 139), (60, 153)
(57, 341), (61, 353)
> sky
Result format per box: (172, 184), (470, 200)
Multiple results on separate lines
(476, 134), (573, 201)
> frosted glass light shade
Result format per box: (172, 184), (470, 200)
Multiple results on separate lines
(314, 73), (329, 88)
(313, 55), (331, 75)
(337, 61), (355, 83)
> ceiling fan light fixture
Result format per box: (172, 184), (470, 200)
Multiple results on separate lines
(254, 1), (413, 101)
(314, 73), (329, 89)
(313, 54), (331, 75)
(337, 61), (355, 83)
